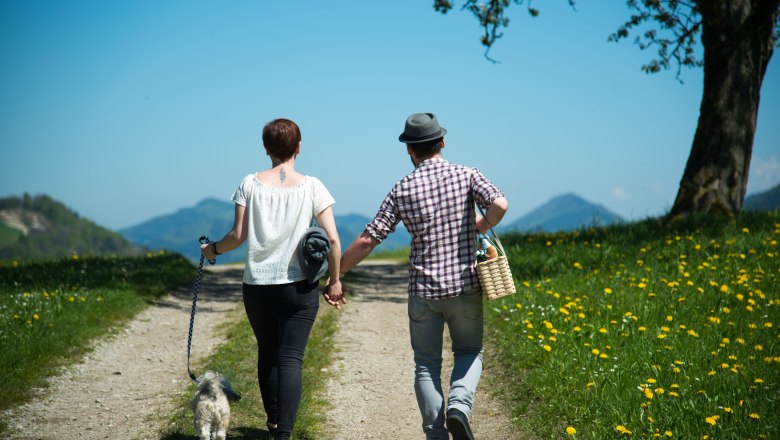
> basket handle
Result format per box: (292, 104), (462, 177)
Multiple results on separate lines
(470, 168), (507, 257)
(476, 203), (507, 257)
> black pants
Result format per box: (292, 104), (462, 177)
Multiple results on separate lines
(243, 281), (320, 439)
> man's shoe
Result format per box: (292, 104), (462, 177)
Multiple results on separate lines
(446, 408), (475, 440)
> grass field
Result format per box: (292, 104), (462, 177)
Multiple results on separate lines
(485, 212), (779, 439)
(0, 251), (194, 431)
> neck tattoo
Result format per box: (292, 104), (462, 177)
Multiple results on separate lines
(279, 168), (287, 183)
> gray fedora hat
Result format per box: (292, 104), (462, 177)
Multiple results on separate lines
(398, 112), (447, 144)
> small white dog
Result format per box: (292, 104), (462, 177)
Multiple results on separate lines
(191, 371), (241, 440)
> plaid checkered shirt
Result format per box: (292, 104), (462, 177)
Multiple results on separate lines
(364, 158), (505, 299)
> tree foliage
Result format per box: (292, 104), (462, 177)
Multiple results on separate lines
(435, 1), (780, 75)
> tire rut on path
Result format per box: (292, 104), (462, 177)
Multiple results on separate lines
(4, 265), (245, 440)
(325, 261), (517, 439)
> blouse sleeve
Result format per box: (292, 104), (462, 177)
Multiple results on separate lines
(310, 177), (335, 215)
(231, 174), (252, 207)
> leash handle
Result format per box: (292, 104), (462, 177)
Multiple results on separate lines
(187, 235), (216, 382)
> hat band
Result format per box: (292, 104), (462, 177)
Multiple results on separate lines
(400, 129), (445, 143)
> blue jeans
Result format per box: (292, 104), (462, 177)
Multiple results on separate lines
(408, 291), (484, 440)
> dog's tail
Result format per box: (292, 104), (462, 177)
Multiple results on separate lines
(220, 376), (242, 402)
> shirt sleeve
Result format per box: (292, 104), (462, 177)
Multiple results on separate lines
(364, 188), (400, 243)
(471, 168), (504, 211)
(311, 177), (336, 215)
(231, 175), (252, 207)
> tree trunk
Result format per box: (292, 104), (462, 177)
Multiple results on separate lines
(669, 0), (778, 218)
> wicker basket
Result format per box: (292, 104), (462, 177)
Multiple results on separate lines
(477, 255), (516, 300)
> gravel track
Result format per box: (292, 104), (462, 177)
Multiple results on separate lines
(325, 261), (517, 439)
(6, 261), (519, 439)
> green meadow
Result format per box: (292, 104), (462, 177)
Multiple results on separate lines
(486, 212), (778, 439)
(0, 251), (193, 430)
(0, 211), (777, 439)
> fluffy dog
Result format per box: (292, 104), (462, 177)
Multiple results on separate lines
(191, 371), (241, 440)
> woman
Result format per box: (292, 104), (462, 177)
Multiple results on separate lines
(200, 118), (345, 440)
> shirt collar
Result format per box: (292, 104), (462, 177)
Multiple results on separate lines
(416, 157), (447, 169)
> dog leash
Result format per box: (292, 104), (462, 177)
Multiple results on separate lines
(187, 235), (216, 382)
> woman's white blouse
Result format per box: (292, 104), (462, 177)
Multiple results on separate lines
(232, 174), (335, 285)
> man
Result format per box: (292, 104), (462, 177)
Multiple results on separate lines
(339, 112), (509, 440)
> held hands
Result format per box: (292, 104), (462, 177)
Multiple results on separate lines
(322, 279), (347, 310)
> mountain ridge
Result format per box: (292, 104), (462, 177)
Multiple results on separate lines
(119, 198), (412, 263)
(502, 193), (624, 232)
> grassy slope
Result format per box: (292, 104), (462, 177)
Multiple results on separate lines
(486, 212), (779, 439)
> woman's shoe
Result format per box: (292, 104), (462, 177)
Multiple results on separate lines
(266, 421), (278, 437)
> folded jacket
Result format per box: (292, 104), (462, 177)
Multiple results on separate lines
(299, 226), (330, 283)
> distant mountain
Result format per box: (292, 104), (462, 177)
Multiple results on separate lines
(120, 198), (243, 263)
(744, 183), (780, 211)
(120, 199), (411, 263)
(0, 194), (144, 260)
(503, 193), (624, 232)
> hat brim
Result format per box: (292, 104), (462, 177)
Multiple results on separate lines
(398, 128), (447, 144)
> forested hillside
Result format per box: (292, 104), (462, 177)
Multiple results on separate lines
(0, 194), (144, 260)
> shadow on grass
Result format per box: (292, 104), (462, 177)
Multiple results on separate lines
(160, 426), (269, 440)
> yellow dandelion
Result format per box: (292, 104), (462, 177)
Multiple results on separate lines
(592, 348), (600, 356)
(749, 413), (760, 419)
(666, 315), (674, 322)
(543, 345), (552, 352)
(33, 314), (39, 320)
(638, 326), (647, 332)
(724, 407), (732, 413)
(705, 416), (719, 426)
(574, 262), (583, 270)
(755, 345), (764, 351)
(664, 431), (673, 437)
(720, 284), (729, 293)
(566, 426), (577, 436)
(604, 287), (613, 294)
(615, 425), (632, 435)
(644, 388), (654, 400)
(68, 296), (75, 302)
(647, 378), (657, 384)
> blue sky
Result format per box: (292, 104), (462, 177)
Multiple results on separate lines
(2, 1), (778, 231)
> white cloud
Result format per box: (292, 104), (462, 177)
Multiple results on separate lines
(610, 186), (628, 200)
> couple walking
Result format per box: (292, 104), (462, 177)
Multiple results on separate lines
(200, 113), (509, 440)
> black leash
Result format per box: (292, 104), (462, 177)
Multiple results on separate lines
(187, 235), (216, 382)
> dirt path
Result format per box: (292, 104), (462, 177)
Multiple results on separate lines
(6, 261), (517, 440)
(325, 261), (517, 439)
(4, 265), (245, 440)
